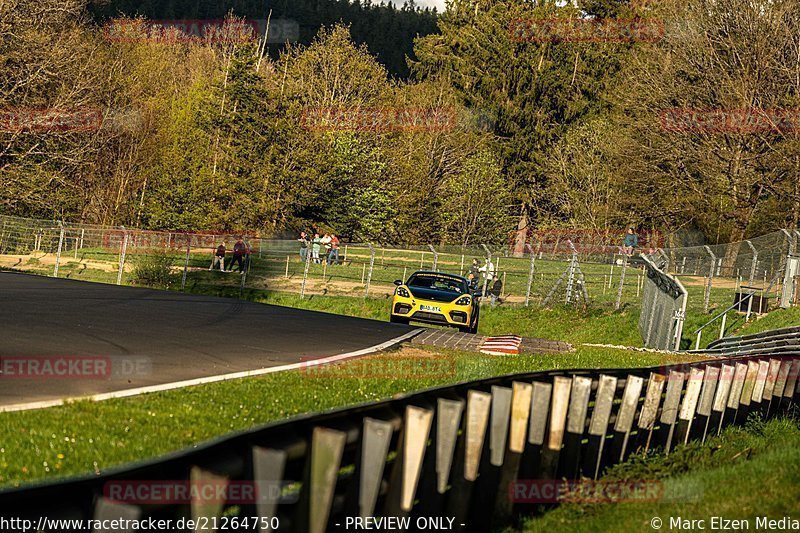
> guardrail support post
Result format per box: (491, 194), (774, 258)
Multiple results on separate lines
(364, 243), (375, 298)
(703, 245), (716, 313)
(53, 222), (64, 278)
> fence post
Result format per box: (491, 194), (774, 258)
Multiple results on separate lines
(117, 229), (128, 286)
(524, 240), (537, 307)
(744, 240), (758, 287)
(285, 255), (290, 278)
(480, 244), (491, 299)
(703, 246), (716, 313)
(615, 256), (628, 310)
(460, 253), (465, 275)
(180, 244), (191, 290)
(364, 243), (375, 298)
(300, 244), (311, 298)
(428, 244), (438, 272)
(239, 256), (248, 297)
(52, 222), (65, 278)
(565, 240), (578, 304)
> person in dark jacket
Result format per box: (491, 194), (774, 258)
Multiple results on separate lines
(210, 242), (226, 272)
(468, 258), (480, 290)
(623, 228), (638, 255)
(490, 278), (503, 307)
(228, 238), (248, 272)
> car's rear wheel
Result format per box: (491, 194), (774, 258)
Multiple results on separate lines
(390, 315), (409, 325)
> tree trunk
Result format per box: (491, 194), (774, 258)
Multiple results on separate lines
(512, 204), (529, 257)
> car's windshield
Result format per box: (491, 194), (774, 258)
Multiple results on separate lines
(407, 274), (468, 294)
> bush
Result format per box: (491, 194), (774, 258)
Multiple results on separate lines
(130, 251), (175, 288)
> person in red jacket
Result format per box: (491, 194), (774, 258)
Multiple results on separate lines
(228, 238), (248, 273)
(210, 243), (226, 272)
(327, 234), (341, 265)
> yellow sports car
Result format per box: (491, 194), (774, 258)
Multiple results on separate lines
(390, 271), (480, 333)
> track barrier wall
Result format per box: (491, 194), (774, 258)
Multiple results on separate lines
(1, 328), (799, 531)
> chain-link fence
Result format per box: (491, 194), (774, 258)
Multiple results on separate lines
(638, 254), (687, 351)
(660, 229), (797, 313)
(1, 215), (797, 322)
(0, 215), (654, 310)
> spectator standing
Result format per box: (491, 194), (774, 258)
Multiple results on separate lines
(468, 259), (480, 290)
(490, 278), (503, 307)
(328, 234), (340, 265)
(321, 233), (332, 260)
(623, 228), (638, 255)
(229, 238), (248, 272)
(311, 233), (322, 264)
(298, 232), (310, 262)
(479, 257), (496, 296)
(210, 242), (226, 272)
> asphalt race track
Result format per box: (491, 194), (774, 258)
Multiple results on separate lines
(0, 272), (414, 408)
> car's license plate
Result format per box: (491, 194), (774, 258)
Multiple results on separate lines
(420, 304), (441, 313)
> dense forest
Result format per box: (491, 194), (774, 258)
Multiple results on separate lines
(2, 0), (799, 246)
(88, 0), (439, 78)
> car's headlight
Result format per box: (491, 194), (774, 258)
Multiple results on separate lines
(455, 296), (471, 306)
(396, 287), (410, 298)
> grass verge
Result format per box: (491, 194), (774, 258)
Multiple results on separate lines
(0, 345), (699, 489)
(517, 414), (800, 532)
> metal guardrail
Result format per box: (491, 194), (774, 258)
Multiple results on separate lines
(693, 292), (754, 350)
(1, 334), (799, 531)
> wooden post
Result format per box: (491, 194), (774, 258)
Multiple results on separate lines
(285, 255), (290, 278)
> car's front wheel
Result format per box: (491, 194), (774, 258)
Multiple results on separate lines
(467, 311), (479, 334)
(390, 315), (409, 325)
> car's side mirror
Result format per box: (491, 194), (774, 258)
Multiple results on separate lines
(394, 279), (403, 286)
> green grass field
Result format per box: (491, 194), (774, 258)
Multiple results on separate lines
(517, 415), (800, 532)
(0, 345), (698, 488)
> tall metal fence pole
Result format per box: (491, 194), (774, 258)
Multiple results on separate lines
(524, 240), (537, 307)
(300, 243), (311, 298)
(703, 245), (716, 313)
(428, 244), (438, 272)
(364, 243), (375, 298)
(565, 240), (577, 304)
(615, 255), (628, 310)
(745, 240), (758, 287)
(52, 222), (65, 278)
(117, 230), (128, 286)
(180, 244), (191, 291)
